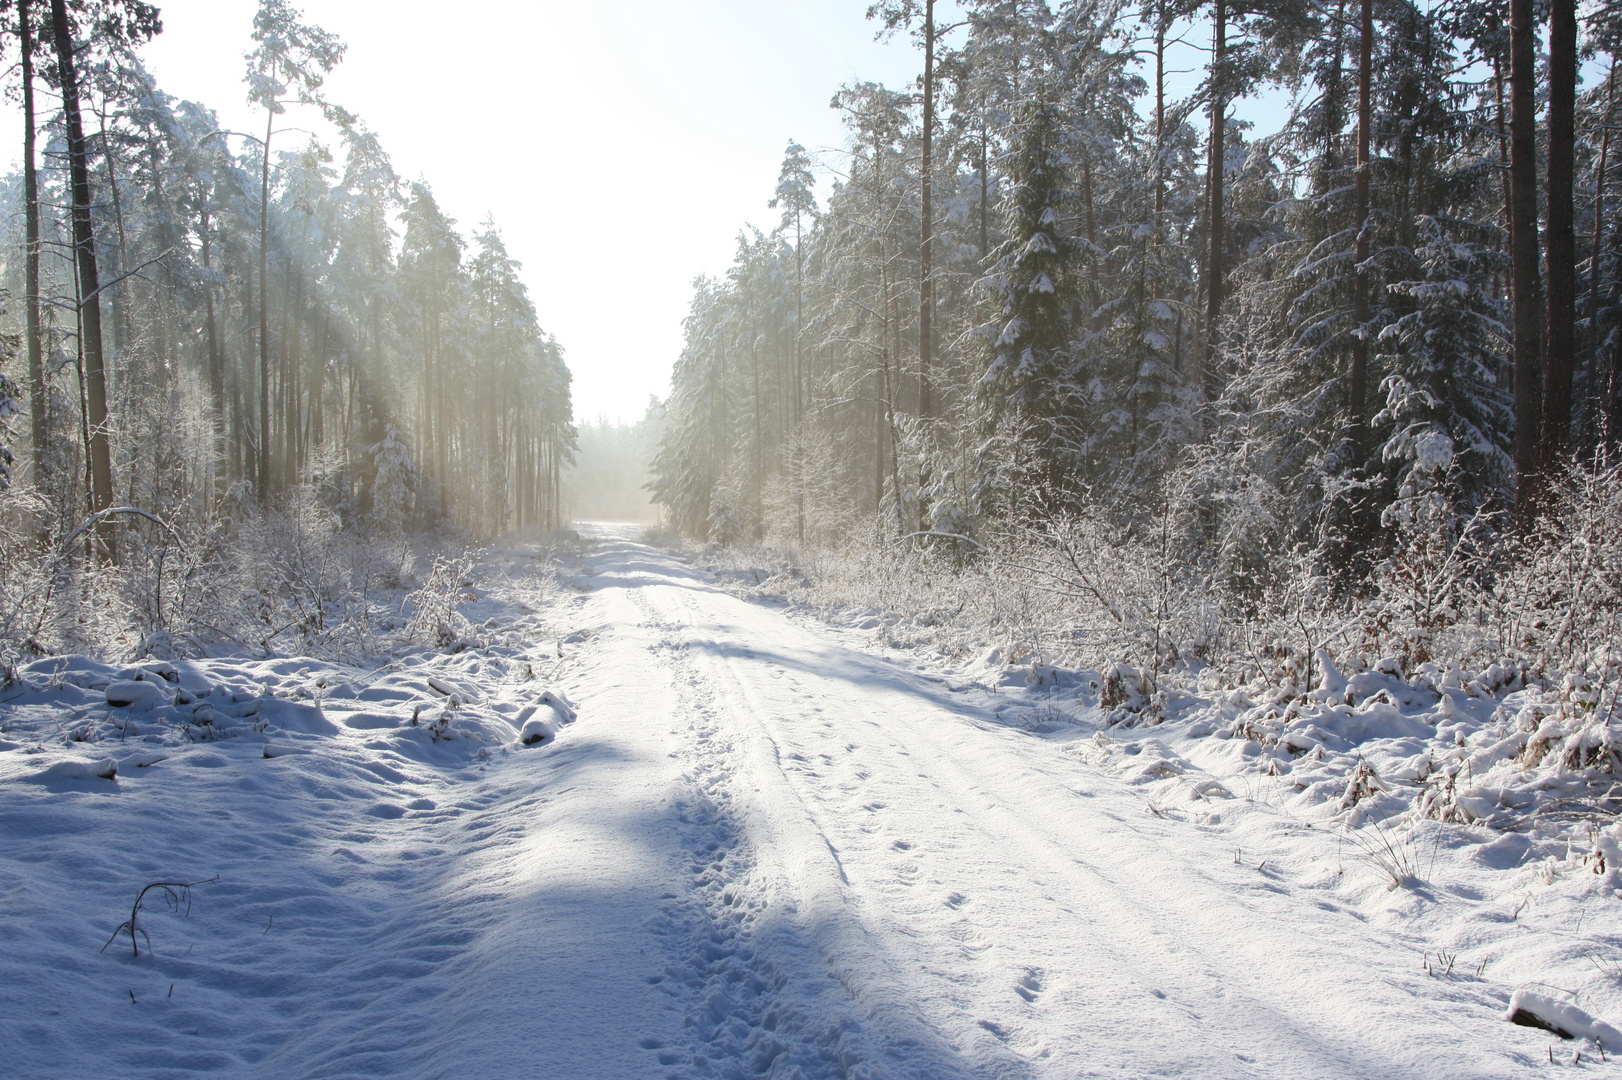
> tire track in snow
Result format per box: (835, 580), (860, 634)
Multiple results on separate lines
(664, 598), (1097, 1079)
(633, 585), (986, 1080)
(629, 589), (858, 1079)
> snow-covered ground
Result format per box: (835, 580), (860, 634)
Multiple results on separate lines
(2, 523), (1619, 1077)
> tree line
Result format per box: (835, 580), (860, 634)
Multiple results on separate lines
(651, 0), (1622, 604)
(0, 0), (576, 568)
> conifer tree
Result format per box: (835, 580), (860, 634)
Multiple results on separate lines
(979, 97), (1076, 498)
(770, 139), (817, 429)
(1507, 0), (1541, 520)
(1373, 217), (1513, 525)
(246, 0), (345, 494)
(1541, 0), (1578, 469)
(49, 0), (161, 560)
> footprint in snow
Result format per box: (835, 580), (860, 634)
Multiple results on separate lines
(1016, 969), (1044, 1003)
(946, 892), (968, 908)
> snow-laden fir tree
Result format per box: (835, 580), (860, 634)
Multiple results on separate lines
(1372, 217), (1513, 527)
(978, 96), (1076, 505)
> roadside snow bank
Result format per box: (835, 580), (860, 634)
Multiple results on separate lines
(0, 546), (583, 762)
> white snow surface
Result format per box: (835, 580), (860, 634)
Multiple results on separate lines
(3, 522), (1621, 1077)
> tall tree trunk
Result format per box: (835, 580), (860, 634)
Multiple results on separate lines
(423, 300), (434, 505)
(1590, 60), (1616, 443)
(1494, 56), (1511, 297)
(71, 267), (92, 512)
(49, 0), (115, 560)
(236, 270), (251, 476)
(312, 307), (326, 450)
(1541, 0), (1578, 469)
(234, 277), (248, 480)
(21, 0), (46, 490)
(1202, 0), (1227, 399)
(288, 267), (303, 482)
(889, 281), (904, 536)
(435, 304), (446, 498)
(436, 302), (447, 498)
(1509, 0), (1543, 522)
(1154, 16), (1165, 257)
(1350, 0), (1373, 455)
(149, 146), (176, 369)
(1153, 10), (1174, 387)
(752, 343), (763, 532)
(794, 211), (805, 545)
(258, 107), (274, 497)
(97, 107), (130, 363)
(794, 214), (804, 427)
(918, 0), (935, 419)
(200, 203), (225, 439)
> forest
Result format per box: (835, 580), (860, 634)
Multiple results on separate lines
(651, 0), (1622, 701)
(0, 0), (576, 665)
(9, 4), (1622, 1073)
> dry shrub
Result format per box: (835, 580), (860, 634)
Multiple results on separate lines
(405, 552), (477, 649)
(0, 474), (425, 670)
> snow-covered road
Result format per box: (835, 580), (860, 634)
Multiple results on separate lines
(545, 526), (1529, 1079)
(0, 524), (1568, 1077)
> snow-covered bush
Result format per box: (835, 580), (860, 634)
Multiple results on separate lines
(1493, 459), (1622, 673)
(0, 484), (53, 678)
(706, 461), (754, 547)
(238, 487), (361, 642)
(999, 503), (1232, 681)
(1, 472), (418, 670)
(1358, 498), (1497, 672)
(763, 424), (860, 552)
(368, 424), (418, 532)
(405, 551), (477, 648)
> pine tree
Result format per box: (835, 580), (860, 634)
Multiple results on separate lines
(769, 139), (817, 425)
(1372, 217), (1513, 526)
(1507, 0), (1542, 521)
(49, 0), (161, 559)
(1540, 0), (1578, 468)
(398, 182), (464, 509)
(978, 97), (1076, 501)
(245, 0), (346, 495)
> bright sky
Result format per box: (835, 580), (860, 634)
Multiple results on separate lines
(9, 1), (1291, 424)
